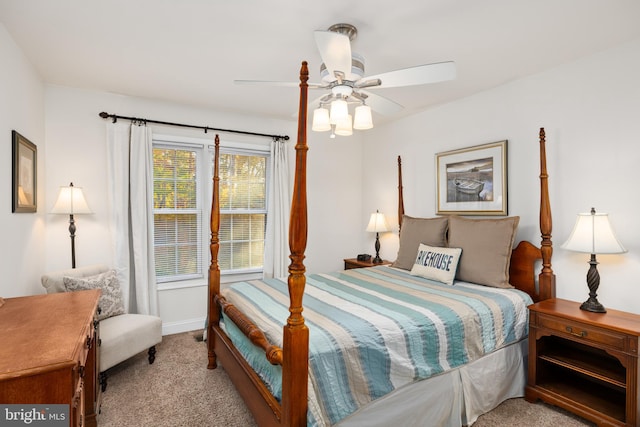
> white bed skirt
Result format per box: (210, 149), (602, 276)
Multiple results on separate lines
(336, 339), (528, 427)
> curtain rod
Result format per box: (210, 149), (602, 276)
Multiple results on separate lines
(98, 112), (289, 141)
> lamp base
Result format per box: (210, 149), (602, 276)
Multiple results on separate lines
(372, 232), (383, 264)
(580, 254), (606, 313)
(580, 297), (606, 313)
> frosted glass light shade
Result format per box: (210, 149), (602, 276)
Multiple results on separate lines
(562, 209), (626, 254)
(366, 212), (390, 233)
(334, 115), (353, 136)
(312, 107), (331, 132)
(329, 99), (348, 124)
(353, 105), (373, 130)
(51, 184), (92, 214)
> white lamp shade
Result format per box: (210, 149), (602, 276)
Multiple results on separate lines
(312, 107), (331, 132)
(366, 212), (390, 233)
(329, 99), (348, 124)
(353, 105), (373, 130)
(334, 115), (353, 136)
(51, 185), (92, 214)
(562, 210), (626, 254)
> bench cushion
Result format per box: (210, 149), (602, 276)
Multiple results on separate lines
(100, 314), (163, 371)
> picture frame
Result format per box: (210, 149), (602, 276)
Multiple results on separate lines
(436, 140), (507, 216)
(12, 130), (37, 213)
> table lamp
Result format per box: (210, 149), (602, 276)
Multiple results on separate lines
(366, 210), (390, 264)
(561, 207), (626, 313)
(51, 182), (92, 268)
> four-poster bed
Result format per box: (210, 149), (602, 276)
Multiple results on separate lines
(207, 61), (556, 426)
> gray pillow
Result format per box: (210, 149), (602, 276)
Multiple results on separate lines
(64, 269), (125, 320)
(447, 215), (520, 288)
(392, 215), (449, 270)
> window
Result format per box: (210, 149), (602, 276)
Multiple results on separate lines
(153, 146), (202, 283)
(218, 151), (268, 273)
(151, 136), (270, 286)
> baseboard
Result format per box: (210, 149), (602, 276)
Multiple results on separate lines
(162, 317), (206, 336)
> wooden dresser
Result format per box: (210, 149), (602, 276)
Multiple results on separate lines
(526, 298), (640, 426)
(0, 290), (101, 427)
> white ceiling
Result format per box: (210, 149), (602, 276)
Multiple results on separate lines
(1, 0), (639, 124)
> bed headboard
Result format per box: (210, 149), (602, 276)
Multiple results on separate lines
(397, 128), (556, 302)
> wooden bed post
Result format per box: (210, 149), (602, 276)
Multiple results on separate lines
(282, 61), (310, 427)
(207, 135), (221, 369)
(398, 155), (404, 232)
(538, 128), (556, 300)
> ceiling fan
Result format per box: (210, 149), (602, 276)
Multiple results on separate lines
(235, 23), (456, 136)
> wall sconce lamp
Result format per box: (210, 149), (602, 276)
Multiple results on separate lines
(562, 207), (626, 313)
(366, 210), (390, 264)
(51, 182), (92, 268)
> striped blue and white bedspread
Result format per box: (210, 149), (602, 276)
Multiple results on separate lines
(220, 265), (533, 426)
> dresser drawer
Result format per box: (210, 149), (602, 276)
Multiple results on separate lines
(536, 313), (627, 351)
(77, 321), (94, 367)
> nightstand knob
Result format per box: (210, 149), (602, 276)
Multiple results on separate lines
(566, 326), (587, 338)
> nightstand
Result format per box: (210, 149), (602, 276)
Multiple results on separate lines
(526, 298), (640, 426)
(344, 258), (392, 270)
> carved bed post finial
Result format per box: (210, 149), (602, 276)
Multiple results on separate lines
(282, 61), (310, 427)
(207, 135), (221, 369)
(538, 128), (556, 300)
(398, 156), (404, 233)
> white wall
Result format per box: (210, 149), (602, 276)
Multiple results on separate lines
(43, 85), (363, 333)
(363, 38), (640, 314)
(0, 24), (46, 298)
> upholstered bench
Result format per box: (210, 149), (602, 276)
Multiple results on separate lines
(41, 264), (162, 391)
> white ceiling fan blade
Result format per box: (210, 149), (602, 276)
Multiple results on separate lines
(307, 93), (333, 109)
(314, 30), (352, 80)
(359, 90), (404, 115)
(365, 61), (456, 89)
(234, 80), (326, 89)
(290, 93), (333, 119)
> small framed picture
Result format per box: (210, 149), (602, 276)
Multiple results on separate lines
(436, 140), (507, 216)
(12, 130), (37, 213)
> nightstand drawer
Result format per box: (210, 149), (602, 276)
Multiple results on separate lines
(537, 313), (627, 350)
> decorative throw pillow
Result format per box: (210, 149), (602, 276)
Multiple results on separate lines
(63, 270), (125, 320)
(392, 215), (449, 270)
(447, 215), (520, 288)
(410, 244), (462, 286)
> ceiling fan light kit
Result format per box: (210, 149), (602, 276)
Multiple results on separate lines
(353, 105), (373, 130)
(334, 114), (353, 137)
(235, 22), (456, 138)
(311, 107), (331, 132)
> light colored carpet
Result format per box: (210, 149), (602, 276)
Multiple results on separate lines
(98, 331), (595, 426)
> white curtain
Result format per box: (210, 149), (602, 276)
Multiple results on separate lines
(106, 122), (159, 315)
(263, 139), (291, 279)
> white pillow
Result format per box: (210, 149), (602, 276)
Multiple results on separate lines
(410, 244), (462, 286)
